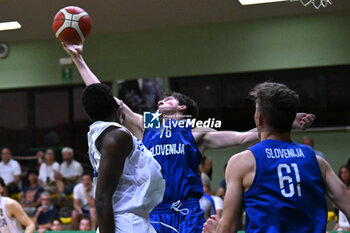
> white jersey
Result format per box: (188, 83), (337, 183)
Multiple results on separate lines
(339, 210), (350, 228)
(0, 197), (23, 233)
(88, 121), (165, 232)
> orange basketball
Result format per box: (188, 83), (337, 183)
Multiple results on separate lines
(52, 6), (92, 44)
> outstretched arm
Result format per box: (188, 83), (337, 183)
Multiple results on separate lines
(317, 156), (350, 222)
(62, 43), (144, 139)
(62, 43), (101, 86)
(95, 127), (133, 233)
(196, 113), (315, 153)
(197, 128), (259, 152)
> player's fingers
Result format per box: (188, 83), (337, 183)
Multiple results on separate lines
(211, 214), (220, 221)
(306, 114), (316, 121)
(301, 114), (315, 129)
(206, 218), (217, 228)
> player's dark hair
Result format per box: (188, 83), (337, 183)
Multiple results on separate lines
(250, 82), (299, 133)
(82, 84), (119, 121)
(162, 90), (199, 119)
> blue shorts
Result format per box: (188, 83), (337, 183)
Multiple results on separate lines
(150, 198), (204, 233)
(82, 208), (90, 217)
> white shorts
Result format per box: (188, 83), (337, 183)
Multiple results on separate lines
(96, 213), (156, 233)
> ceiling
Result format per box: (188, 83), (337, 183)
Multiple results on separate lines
(1, 0), (350, 43)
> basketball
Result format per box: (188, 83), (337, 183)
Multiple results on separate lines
(52, 6), (92, 44)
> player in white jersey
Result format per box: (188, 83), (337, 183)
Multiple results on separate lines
(81, 83), (165, 233)
(0, 177), (35, 233)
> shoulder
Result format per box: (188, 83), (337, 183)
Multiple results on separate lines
(5, 197), (20, 213)
(103, 127), (132, 144)
(10, 159), (20, 166)
(102, 127), (133, 156)
(228, 150), (255, 168)
(315, 155), (330, 178)
(74, 183), (84, 190)
(227, 150), (255, 177)
(72, 160), (83, 167)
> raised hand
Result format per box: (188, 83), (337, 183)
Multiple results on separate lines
(62, 42), (83, 59)
(293, 113), (316, 130)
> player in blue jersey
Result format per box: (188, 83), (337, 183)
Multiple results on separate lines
(62, 44), (315, 233)
(202, 82), (350, 233)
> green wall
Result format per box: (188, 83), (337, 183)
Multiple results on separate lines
(208, 129), (350, 192)
(1, 11), (350, 89)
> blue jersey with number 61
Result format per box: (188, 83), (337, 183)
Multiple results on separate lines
(245, 139), (327, 233)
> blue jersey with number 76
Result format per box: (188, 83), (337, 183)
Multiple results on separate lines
(245, 139), (327, 233)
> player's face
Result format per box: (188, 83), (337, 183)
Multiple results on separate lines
(157, 96), (183, 114)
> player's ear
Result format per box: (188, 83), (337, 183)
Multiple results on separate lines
(257, 112), (264, 127)
(178, 104), (187, 111)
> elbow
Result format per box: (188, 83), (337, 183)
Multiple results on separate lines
(95, 197), (104, 211)
(27, 220), (35, 231)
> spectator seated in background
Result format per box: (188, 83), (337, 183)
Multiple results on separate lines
(332, 165), (350, 231)
(21, 170), (44, 217)
(38, 149), (60, 194)
(55, 147), (83, 205)
(32, 192), (59, 231)
(338, 165), (350, 188)
(71, 172), (96, 230)
(79, 217), (92, 231)
(301, 136), (325, 158)
(201, 173), (224, 218)
(37, 218), (63, 233)
(0, 148), (21, 196)
(49, 218), (63, 231)
(200, 173), (216, 220)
